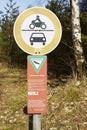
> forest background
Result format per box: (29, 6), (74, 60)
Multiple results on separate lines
(0, 0), (87, 130)
(0, 0), (87, 77)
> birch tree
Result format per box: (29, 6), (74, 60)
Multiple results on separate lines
(70, 0), (85, 77)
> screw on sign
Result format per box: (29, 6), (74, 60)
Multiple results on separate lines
(13, 7), (62, 55)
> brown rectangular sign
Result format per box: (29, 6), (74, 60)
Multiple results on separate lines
(27, 56), (47, 114)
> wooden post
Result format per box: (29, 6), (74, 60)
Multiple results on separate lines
(33, 114), (41, 130)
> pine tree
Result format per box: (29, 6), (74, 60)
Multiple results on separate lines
(0, 0), (20, 65)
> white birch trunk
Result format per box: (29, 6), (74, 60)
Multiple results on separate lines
(71, 0), (85, 77)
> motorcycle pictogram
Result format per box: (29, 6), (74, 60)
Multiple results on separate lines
(29, 15), (47, 29)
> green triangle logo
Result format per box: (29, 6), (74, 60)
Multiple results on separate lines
(28, 56), (47, 73)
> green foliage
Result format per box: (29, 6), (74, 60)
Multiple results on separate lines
(46, 0), (87, 75)
(0, 0), (26, 66)
(80, 0), (87, 45)
(80, 13), (87, 32)
(80, 12), (87, 44)
(80, 7), (87, 62)
(1, 0), (19, 37)
(46, 0), (75, 75)
(46, 0), (71, 30)
(82, 34), (87, 44)
(0, 0), (86, 73)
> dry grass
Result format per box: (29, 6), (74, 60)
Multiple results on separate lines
(42, 77), (87, 130)
(0, 62), (87, 130)
(0, 62), (28, 130)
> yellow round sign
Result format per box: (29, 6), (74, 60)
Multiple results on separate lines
(13, 7), (62, 55)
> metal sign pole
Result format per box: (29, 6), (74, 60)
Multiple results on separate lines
(33, 114), (41, 130)
(29, 114), (33, 130)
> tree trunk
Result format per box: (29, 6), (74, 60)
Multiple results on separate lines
(70, 0), (85, 77)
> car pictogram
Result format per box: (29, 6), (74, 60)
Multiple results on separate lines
(30, 33), (46, 46)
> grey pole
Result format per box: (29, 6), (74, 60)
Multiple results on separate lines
(33, 114), (41, 130)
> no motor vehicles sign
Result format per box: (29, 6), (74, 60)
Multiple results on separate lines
(13, 7), (62, 55)
(13, 7), (62, 116)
